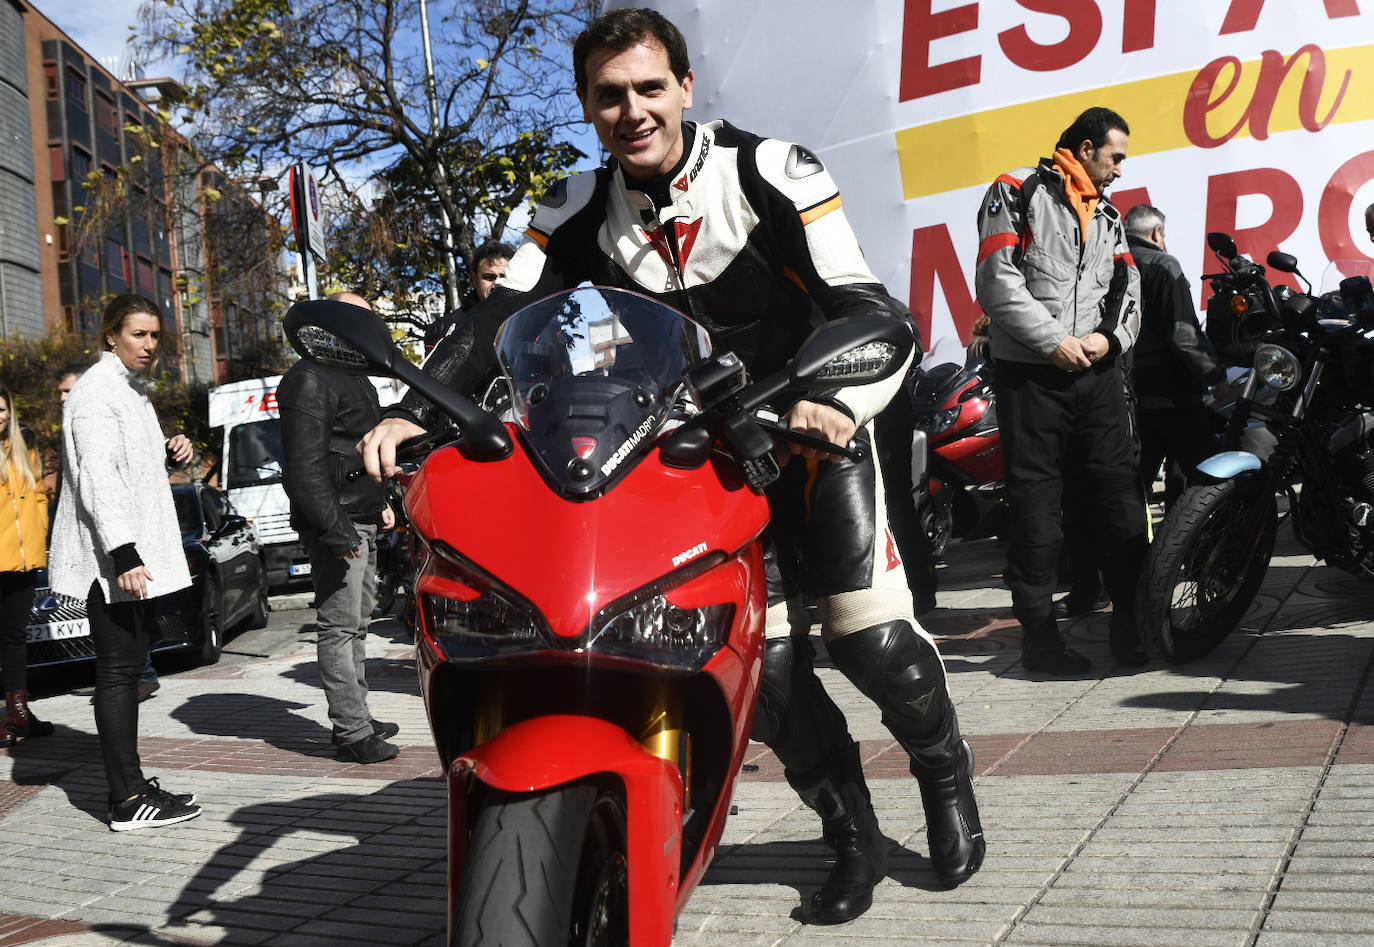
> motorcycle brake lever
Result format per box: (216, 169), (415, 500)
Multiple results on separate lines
(755, 418), (867, 463)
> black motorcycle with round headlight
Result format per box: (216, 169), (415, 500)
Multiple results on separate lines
(1138, 233), (1374, 664)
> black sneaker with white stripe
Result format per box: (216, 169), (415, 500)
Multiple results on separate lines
(108, 780), (202, 831)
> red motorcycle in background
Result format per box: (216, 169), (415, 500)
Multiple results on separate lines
(284, 288), (911, 946)
(909, 349), (1006, 559)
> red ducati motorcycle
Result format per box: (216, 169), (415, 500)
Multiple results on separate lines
(284, 287), (911, 946)
(909, 351), (1006, 559)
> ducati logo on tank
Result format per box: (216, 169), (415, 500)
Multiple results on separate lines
(572, 436), (597, 459)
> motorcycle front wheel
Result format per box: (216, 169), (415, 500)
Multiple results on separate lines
(452, 781), (629, 947)
(1138, 473), (1278, 664)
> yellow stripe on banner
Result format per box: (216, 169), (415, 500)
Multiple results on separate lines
(896, 42), (1374, 202)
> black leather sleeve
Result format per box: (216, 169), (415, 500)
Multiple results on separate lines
(1164, 270), (1225, 386)
(278, 367), (360, 555)
(388, 285), (556, 430)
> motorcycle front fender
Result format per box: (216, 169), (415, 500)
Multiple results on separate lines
(1195, 449), (1263, 482)
(449, 715), (683, 947)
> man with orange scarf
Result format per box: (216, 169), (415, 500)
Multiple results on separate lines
(973, 107), (1147, 673)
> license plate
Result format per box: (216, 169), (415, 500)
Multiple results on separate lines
(26, 619), (91, 644)
(289, 563), (312, 577)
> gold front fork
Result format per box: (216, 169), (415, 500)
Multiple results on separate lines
(639, 683), (692, 816)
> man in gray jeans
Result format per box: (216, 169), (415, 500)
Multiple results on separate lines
(280, 292), (399, 763)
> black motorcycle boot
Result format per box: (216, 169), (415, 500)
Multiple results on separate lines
(1020, 615), (1091, 674)
(907, 713), (985, 887)
(824, 621), (984, 887)
(790, 744), (889, 924)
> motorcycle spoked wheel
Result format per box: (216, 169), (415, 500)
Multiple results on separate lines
(451, 781), (629, 947)
(1138, 474), (1278, 664)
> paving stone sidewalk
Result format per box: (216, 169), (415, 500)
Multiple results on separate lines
(0, 528), (1370, 946)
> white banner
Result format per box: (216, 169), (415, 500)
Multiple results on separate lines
(609, 0), (1374, 357)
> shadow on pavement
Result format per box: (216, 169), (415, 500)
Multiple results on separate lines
(84, 779), (448, 945)
(5, 725), (108, 826)
(171, 692), (339, 758)
(701, 834), (947, 925)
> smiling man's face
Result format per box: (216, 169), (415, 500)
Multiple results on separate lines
(579, 40), (693, 181)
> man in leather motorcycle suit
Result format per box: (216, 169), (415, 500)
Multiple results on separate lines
(974, 107), (1147, 673)
(360, 7), (982, 924)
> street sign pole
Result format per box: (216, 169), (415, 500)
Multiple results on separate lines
(289, 163), (326, 300)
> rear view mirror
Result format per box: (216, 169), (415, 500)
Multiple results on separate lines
(1208, 232), (1238, 259)
(283, 300), (398, 375)
(791, 316), (914, 389)
(281, 300), (513, 461)
(1266, 251), (1298, 273)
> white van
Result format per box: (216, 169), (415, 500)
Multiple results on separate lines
(208, 374), (404, 590)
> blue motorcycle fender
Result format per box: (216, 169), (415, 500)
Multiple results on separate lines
(1194, 450), (1263, 482)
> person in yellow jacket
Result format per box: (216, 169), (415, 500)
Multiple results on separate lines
(0, 383), (53, 746)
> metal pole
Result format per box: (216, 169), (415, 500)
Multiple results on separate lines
(419, 0), (462, 314)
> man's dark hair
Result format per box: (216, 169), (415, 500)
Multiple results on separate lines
(573, 8), (691, 95)
(55, 363), (86, 381)
(470, 241), (516, 274)
(1056, 107), (1129, 152)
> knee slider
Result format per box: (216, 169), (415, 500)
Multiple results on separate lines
(826, 620), (950, 739)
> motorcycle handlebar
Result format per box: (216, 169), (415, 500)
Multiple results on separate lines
(754, 418), (867, 463)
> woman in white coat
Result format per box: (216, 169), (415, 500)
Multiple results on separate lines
(50, 294), (201, 831)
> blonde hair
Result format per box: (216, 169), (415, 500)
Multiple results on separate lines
(0, 386), (38, 489)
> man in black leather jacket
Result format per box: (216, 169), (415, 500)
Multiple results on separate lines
(280, 292), (400, 765)
(360, 8), (983, 923)
(1123, 205), (1224, 506)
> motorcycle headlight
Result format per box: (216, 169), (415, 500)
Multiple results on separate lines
(589, 596), (734, 672)
(915, 405), (960, 436)
(420, 543), (547, 658)
(424, 587), (544, 656)
(1253, 343), (1301, 391)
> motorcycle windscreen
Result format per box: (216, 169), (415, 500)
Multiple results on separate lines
(495, 286), (712, 496)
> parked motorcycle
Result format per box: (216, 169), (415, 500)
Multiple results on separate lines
(1138, 232), (1374, 663)
(909, 348), (1005, 560)
(283, 287), (911, 946)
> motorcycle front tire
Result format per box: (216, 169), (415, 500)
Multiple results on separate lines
(1138, 473), (1278, 664)
(452, 781), (628, 947)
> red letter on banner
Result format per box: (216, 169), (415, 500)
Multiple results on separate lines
(1318, 150), (1374, 266)
(1220, 0), (1361, 35)
(909, 224), (982, 348)
(1108, 187), (1153, 223)
(1204, 167), (1305, 297)
(999, 0), (1103, 71)
(1122, 0), (1156, 52)
(899, 0), (980, 101)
